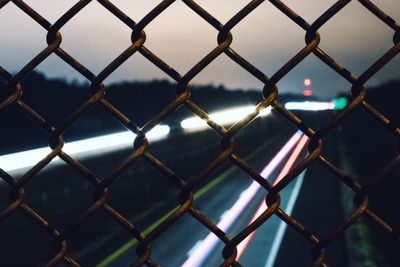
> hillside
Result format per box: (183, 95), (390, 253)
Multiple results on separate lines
(0, 72), (264, 154)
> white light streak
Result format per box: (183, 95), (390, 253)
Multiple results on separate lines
(181, 182), (260, 267)
(0, 125), (170, 173)
(285, 101), (334, 111)
(235, 134), (309, 261)
(181, 130), (302, 267)
(181, 105), (272, 131)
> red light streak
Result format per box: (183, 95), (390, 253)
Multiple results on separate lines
(235, 134), (309, 260)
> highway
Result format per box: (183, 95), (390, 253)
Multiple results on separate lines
(93, 130), (309, 267)
(0, 105), (349, 267)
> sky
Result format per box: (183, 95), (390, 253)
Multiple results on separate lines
(0, 0), (399, 98)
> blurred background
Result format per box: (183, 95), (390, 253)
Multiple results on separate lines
(0, 1), (399, 266)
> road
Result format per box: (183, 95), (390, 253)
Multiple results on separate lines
(94, 130), (309, 267)
(0, 112), (349, 267)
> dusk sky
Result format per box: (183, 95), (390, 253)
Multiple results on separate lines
(0, 0), (399, 98)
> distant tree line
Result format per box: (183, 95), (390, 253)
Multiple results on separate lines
(0, 72), (263, 153)
(1, 71), (398, 154)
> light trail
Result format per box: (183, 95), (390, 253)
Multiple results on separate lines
(182, 181), (261, 267)
(95, 131), (284, 267)
(0, 125), (170, 173)
(259, 131), (303, 179)
(181, 105), (272, 131)
(235, 134), (309, 261)
(285, 98), (347, 111)
(181, 131), (303, 267)
(285, 101), (335, 111)
(181, 97), (348, 132)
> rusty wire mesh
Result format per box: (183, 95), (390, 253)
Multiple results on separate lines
(0, 0), (399, 266)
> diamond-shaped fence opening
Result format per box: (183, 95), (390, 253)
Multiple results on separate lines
(0, 1), (399, 266)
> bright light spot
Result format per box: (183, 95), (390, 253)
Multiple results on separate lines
(0, 125), (170, 173)
(332, 97), (348, 110)
(144, 125), (170, 141)
(181, 105), (272, 131)
(302, 89), (313, 97)
(285, 101), (334, 111)
(304, 78), (311, 87)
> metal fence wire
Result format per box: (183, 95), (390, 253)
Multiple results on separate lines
(0, 0), (399, 266)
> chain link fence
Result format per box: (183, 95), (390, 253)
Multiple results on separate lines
(0, 0), (399, 266)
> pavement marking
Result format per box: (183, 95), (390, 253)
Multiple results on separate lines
(264, 170), (306, 267)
